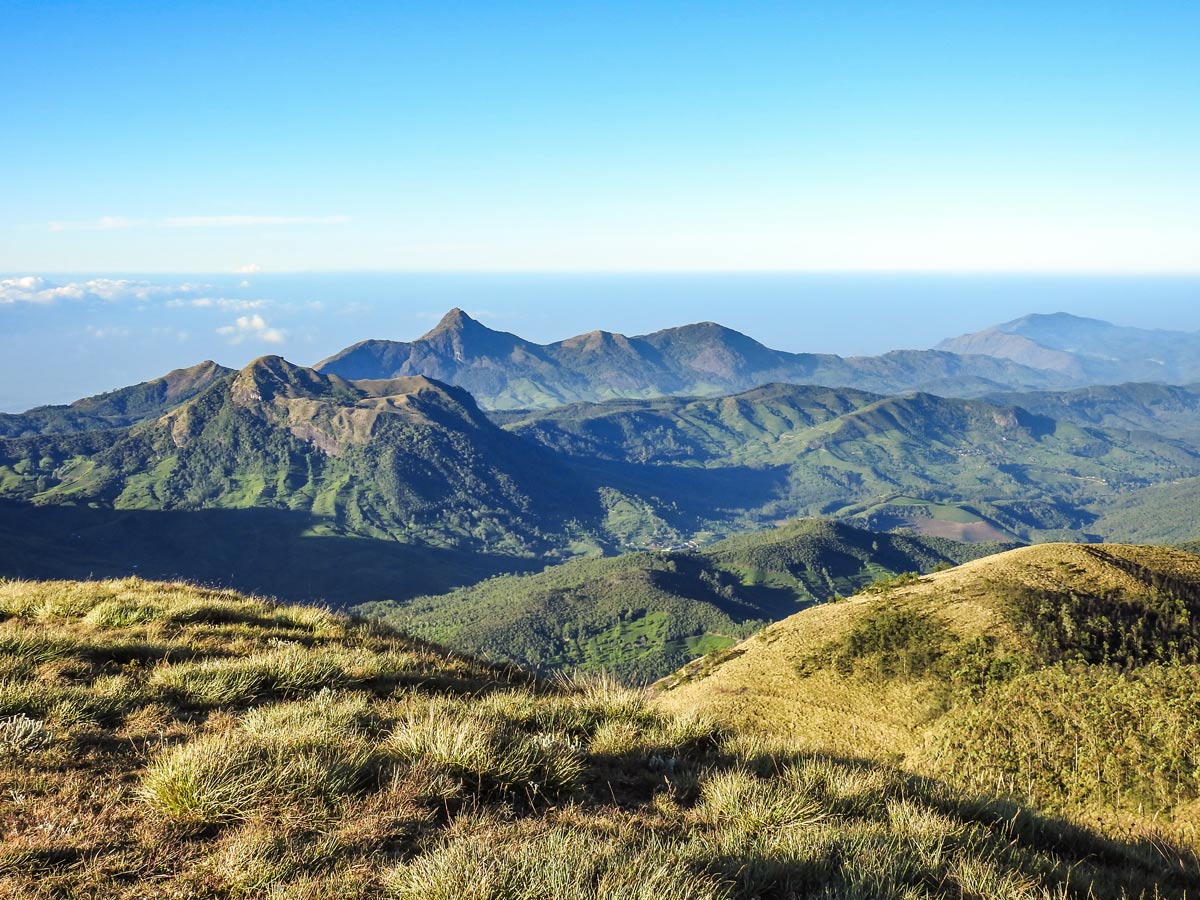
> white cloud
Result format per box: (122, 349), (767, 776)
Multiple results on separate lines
(236, 263), (262, 274)
(217, 314), (286, 345)
(0, 277), (205, 305)
(166, 297), (271, 311)
(47, 216), (143, 232)
(165, 215), (351, 228)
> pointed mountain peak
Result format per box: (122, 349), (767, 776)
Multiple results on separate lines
(426, 307), (481, 335)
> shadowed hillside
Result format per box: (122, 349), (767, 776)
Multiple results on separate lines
(0, 502), (541, 605)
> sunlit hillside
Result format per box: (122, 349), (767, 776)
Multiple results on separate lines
(658, 543), (1200, 846)
(1, 576), (1195, 898)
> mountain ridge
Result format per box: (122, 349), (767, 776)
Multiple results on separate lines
(0, 360), (233, 437)
(315, 308), (1076, 409)
(937, 312), (1200, 384)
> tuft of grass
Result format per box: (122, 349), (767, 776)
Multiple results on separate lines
(382, 816), (728, 900)
(387, 709), (584, 800)
(0, 713), (50, 754)
(141, 722), (377, 826)
(148, 645), (418, 707)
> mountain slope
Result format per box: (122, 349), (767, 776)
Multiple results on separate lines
(359, 519), (1010, 682)
(504, 386), (1200, 541)
(983, 382), (1200, 445)
(0, 356), (594, 555)
(0, 360), (233, 437)
(658, 542), (1200, 839)
(1, 575), (1191, 898)
(316, 309), (1071, 409)
(937, 312), (1200, 385)
(1087, 476), (1200, 544)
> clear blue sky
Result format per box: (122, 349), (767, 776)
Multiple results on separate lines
(2, 0), (1198, 272)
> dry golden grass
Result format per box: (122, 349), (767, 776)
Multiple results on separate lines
(0, 574), (1196, 898)
(656, 543), (1200, 846)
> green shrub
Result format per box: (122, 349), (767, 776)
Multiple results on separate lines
(928, 663), (1200, 813)
(798, 605), (951, 681)
(999, 583), (1200, 668)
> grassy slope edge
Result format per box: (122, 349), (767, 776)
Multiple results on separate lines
(657, 542), (1200, 848)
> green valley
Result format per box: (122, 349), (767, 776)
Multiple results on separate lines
(360, 519), (1011, 681)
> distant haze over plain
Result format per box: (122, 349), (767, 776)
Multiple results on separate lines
(2, 271), (1199, 412)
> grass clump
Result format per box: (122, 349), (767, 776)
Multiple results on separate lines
(142, 726), (377, 826)
(387, 708), (584, 800)
(0, 713), (50, 755)
(383, 817), (727, 900)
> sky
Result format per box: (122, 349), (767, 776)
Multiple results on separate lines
(2, 2), (1199, 409)
(1, 0), (1198, 273)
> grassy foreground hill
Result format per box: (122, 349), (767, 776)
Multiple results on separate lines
(361, 520), (1010, 682)
(1, 576), (1195, 898)
(657, 542), (1200, 846)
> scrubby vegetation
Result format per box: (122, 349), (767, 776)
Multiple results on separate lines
(2, 576), (1195, 898)
(928, 664), (1200, 816)
(662, 543), (1200, 847)
(361, 520), (1003, 682)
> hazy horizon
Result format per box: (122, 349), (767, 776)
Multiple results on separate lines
(3, 270), (1200, 413)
